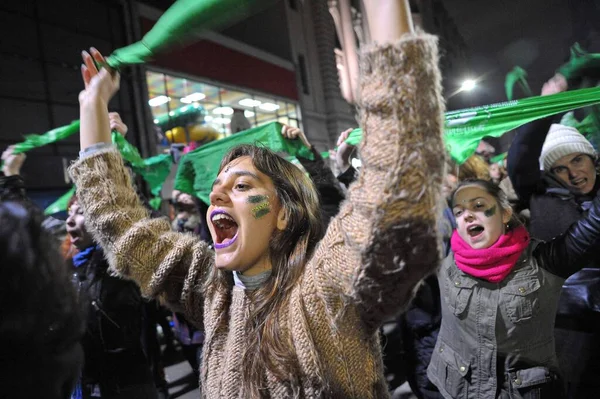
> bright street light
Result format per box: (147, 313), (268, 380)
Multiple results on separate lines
(460, 79), (477, 92)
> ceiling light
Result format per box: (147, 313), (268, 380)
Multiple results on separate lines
(239, 98), (261, 107)
(180, 92), (206, 103)
(259, 102), (280, 112)
(213, 106), (234, 115)
(148, 95), (171, 107)
(213, 117), (231, 124)
(244, 110), (255, 118)
(460, 79), (476, 92)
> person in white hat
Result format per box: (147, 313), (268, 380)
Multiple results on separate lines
(539, 123), (597, 195)
(508, 73), (600, 398)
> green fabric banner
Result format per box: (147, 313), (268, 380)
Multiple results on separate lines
(334, 86), (600, 164)
(106, 0), (277, 69)
(445, 86), (600, 163)
(174, 122), (314, 203)
(505, 66), (532, 100)
(112, 132), (172, 196)
(12, 120), (80, 153)
(0, 120), (80, 168)
(558, 43), (600, 80)
(44, 186), (76, 215)
(490, 152), (507, 164)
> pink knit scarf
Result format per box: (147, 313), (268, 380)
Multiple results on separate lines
(450, 225), (530, 283)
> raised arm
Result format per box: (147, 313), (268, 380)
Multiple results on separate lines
(68, 49), (212, 326)
(507, 75), (567, 206)
(311, 1), (445, 333)
(535, 188), (600, 279)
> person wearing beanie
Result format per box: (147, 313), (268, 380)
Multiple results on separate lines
(508, 75), (600, 398)
(539, 123), (597, 194)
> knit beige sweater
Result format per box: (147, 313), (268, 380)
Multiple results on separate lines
(69, 33), (444, 398)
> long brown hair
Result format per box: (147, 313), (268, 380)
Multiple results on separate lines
(203, 145), (324, 397)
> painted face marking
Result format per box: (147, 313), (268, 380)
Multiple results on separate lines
(484, 205), (497, 218)
(247, 195), (268, 204)
(252, 202), (271, 219)
(248, 195), (271, 219)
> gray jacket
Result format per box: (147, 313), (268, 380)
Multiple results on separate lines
(428, 243), (566, 399)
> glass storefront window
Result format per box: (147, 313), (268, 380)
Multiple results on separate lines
(146, 70), (301, 145)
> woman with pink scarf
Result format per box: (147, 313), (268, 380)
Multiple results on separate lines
(428, 179), (600, 399)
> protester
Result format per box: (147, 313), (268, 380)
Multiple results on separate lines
(68, 1), (445, 397)
(66, 196), (158, 398)
(429, 178), (600, 399)
(0, 200), (84, 399)
(507, 74), (600, 398)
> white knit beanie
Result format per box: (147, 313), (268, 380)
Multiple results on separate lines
(539, 124), (597, 171)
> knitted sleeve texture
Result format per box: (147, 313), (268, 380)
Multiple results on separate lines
(306, 33), (445, 333)
(68, 148), (210, 327)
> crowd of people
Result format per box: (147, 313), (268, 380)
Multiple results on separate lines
(1, 1), (599, 398)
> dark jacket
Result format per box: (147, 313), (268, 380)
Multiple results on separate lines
(430, 184), (600, 399)
(297, 147), (346, 224)
(508, 117), (600, 397)
(72, 246), (156, 396)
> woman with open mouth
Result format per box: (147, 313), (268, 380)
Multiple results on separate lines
(428, 178), (600, 399)
(68, 1), (446, 397)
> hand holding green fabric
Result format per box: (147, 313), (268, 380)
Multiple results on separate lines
(106, 0), (278, 69)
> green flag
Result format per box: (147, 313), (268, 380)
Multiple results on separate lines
(558, 43), (600, 80)
(111, 132), (172, 196)
(445, 86), (600, 163)
(174, 122), (313, 203)
(505, 66), (532, 100)
(1, 120), (80, 168)
(106, 0), (277, 69)
(44, 186), (76, 215)
(338, 86), (600, 164)
(12, 120), (80, 153)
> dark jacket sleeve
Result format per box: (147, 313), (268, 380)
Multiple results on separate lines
(507, 117), (555, 207)
(296, 147), (346, 223)
(534, 190), (600, 279)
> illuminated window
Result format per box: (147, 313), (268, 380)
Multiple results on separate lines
(146, 70), (301, 145)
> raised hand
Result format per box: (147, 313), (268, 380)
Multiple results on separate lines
(335, 128), (355, 172)
(79, 48), (120, 106)
(1, 146), (26, 177)
(79, 47), (119, 150)
(541, 74), (568, 96)
(281, 124), (311, 149)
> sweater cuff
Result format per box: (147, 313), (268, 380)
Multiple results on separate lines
(79, 142), (115, 159)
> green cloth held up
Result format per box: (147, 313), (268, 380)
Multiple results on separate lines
(106, 0), (277, 69)
(558, 43), (600, 80)
(336, 86), (600, 164)
(505, 66), (532, 100)
(174, 122), (314, 203)
(112, 132), (172, 196)
(44, 186), (76, 215)
(0, 120), (80, 169)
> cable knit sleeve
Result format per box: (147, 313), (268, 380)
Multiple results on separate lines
(68, 149), (211, 327)
(307, 33), (445, 333)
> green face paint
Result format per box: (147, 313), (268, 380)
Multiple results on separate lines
(248, 195), (271, 219)
(247, 195), (267, 204)
(252, 202), (271, 219)
(484, 205), (497, 218)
